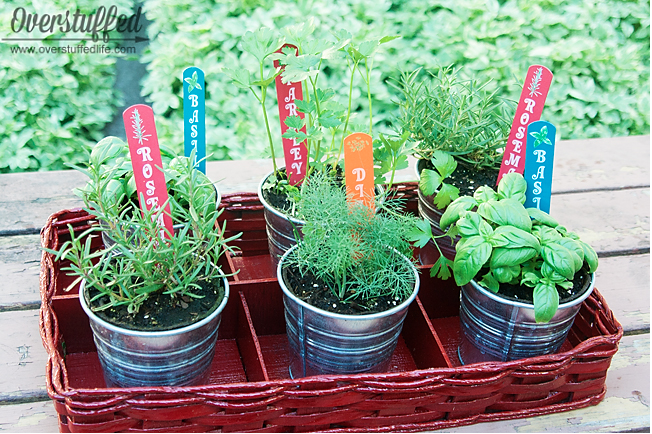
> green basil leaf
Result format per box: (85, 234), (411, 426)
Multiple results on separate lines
(490, 226), (541, 250)
(532, 225), (563, 245)
(557, 238), (585, 270)
(440, 196), (477, 230)
(477, 198), (532, 231)
(490, 246), (537, 268)
(497, 172), (527, 204)
(579, 240), (599, 273)
(527, 207), (559, 227)
(456, 212), (493, 238)
(493, 265), (521, 283)
(541, 262), (567, 282)
(479, 271), (500, 293)
(541, 243), (576, 280)
(453, 236), (492, 286)
(534, 282), (559, 323)
(473, 186), (496, 203)
(419, 168), (442, 196)
(433, 183), (459, 209)
(431, 150), (457, 179)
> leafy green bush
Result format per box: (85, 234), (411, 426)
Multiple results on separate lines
(141, 0), (649, 162)
(0, 0), (133, 172)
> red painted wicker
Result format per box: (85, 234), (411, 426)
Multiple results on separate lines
(40, 183), (623, 433)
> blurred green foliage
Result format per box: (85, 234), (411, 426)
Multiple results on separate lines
(0, 0), (134, 172)
(141, 0), (649, 162)
(0, 0), (648, 172)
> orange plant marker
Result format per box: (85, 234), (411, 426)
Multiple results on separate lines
(344, 132), (375, 211)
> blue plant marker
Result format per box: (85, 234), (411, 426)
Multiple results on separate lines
(523, 120), (556, 213)
(183, 67), (205, 173)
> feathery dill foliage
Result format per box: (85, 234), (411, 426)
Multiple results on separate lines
(48, 155), (240, 315)
(392, 65), (513, 171)
(285, 172), (417, 302)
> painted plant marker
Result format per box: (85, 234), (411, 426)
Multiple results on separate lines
(523, 120), (556, 213)
(344, 132), (375, 211)
(497, 65), (553, 184)
(274, 44), (308, 185)
(122, 104), (174, 240)
(183, 67), (206, 174)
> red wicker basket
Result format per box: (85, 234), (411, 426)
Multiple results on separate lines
(39, 183), (623, 433)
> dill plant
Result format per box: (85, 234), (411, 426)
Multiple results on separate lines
(283, 172), (418, 303)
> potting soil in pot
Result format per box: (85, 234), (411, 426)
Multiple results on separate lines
(422, 159), (499, 196)
(281, 265), (410, 315)
(87, 277), (225, 331)
(487, 265), (592, 305)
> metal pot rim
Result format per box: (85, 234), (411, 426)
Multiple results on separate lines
(79, 266), (229, 338)
(258, 169), (306, 225)
(277, 244), (420, 321)
(466, 272), (595, 310)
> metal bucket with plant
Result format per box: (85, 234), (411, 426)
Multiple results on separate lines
(392, 65), (513, 258)
(410, 172), (598, 363)
(46, 150), (239, 387)
(277, 172), (420, 377)
(224, 22), (399, 263)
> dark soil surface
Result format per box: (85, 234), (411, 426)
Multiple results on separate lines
(487, 266), (592, 305)
(87, 277), (225, 332)
(421, 159), (500, 196)
(261, 167), (345, 216)
(282, 265), (410, 315)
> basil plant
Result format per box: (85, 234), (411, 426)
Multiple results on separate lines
(437, 172), (598, 323)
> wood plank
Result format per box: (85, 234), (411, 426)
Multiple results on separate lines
(552, 134), (650, 193)
(551, 188), (649, 254)
(0, 235), (42, 310)
(0, 400), (60, 433)
(3, 334), (647, 433)
(1, 135), (647, 234)
(0, 310), (49, 402)
(0, 170), (85, 235)
(594, 254), (650, 333)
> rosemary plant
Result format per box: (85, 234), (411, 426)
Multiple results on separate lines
(283, 172), (418, 303)
(48, 138), (239, 316)
(392, 65), (513, 208)
(72, 136), (216, 226)
(393, 65), (512, 169)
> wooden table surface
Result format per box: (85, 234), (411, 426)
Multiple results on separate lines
(0, 135), (649, 433)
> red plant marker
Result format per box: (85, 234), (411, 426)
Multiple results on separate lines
(122, 104), (173, 240)
(497, 65), (553, 184)
(344, 132), (375, 211)
(274, 44), (308, 185)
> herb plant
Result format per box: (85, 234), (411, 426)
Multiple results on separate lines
(72, 136), (216, 225)
(225, 22), (399, 188)
(393, 65), (512, 207)
(411, 172), (598, 323)
(48, 162), (239, 315)
(284, 171), (417, 304)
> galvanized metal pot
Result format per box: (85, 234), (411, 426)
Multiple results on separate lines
(278, 245), (420, 378)
(79, 271), (229, 387)
(415, 159), (459, 260)
(458, 273), (595, 365)
(258, 171), (305, 267)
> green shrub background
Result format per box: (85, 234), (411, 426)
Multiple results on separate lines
(0, 0), (133, 172)
(1, 0), (649, 172)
